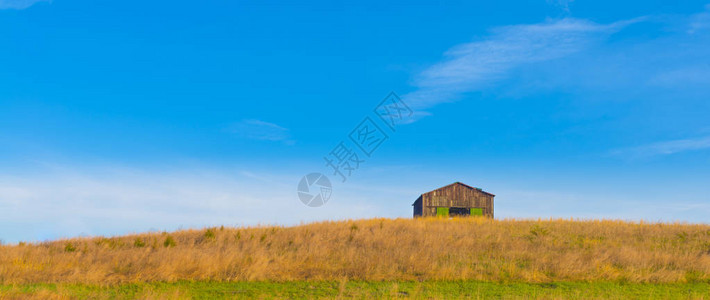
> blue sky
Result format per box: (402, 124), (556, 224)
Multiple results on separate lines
(1, 0), (710, 243)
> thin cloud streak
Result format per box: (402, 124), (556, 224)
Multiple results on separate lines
(688, 4), (710, 34)
(403, 18), (639, 111)
(227, 119), (294, 144)
(612, 136), (710, 158)
(0, 0), (50, 9)
(648, 65), (710, 87)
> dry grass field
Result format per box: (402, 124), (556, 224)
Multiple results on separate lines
(2, 217), (710, 286)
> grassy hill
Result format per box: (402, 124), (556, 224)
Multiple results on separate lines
(2, 217), (710, 298)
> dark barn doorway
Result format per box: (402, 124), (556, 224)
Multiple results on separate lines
(449, 207), (470, 217)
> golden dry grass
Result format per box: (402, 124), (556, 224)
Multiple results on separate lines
(1, 217), (710, 284)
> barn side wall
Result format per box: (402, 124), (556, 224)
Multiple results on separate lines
(420, 184), (494, 217)
(412, 196), (423, 217)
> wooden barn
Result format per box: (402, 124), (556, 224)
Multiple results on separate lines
(412, 182), (494, 218)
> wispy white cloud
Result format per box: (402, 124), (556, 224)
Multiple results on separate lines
(0, 0), (50, 9)
(403, 18), (637, 111)
(612, 136), (710, 158)
(649, 65), (710, 87)
(0, 166), (384, 243)
(227, 119), (294, 144)
(490, 11), (710, 100)
(547, 0), (575, 13)
(688, 4), (710, 34)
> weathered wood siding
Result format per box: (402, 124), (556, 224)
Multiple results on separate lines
(415, 183), (494, 218)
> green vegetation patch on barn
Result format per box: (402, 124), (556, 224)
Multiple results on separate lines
(2, 281), (710, 299)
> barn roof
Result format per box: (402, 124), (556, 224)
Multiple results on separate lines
(438, 182), (495, 197)
(419, 181), (495, 199)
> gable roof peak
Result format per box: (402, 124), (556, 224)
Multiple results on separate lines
(424, 181), (496, 197)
